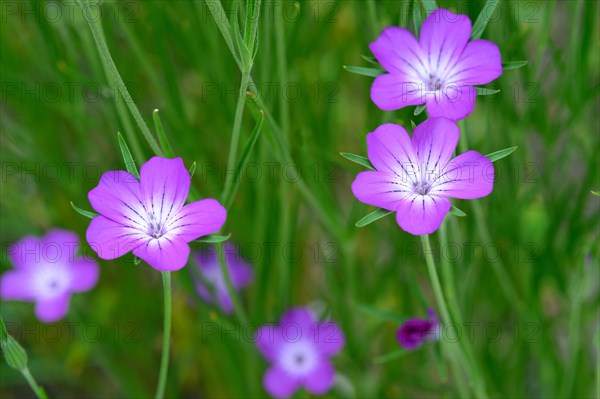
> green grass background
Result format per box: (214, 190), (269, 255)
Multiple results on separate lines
(1, 0), (599, 398)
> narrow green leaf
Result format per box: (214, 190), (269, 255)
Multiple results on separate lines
(486, 146), (518, 162)
(153, 109), (175, 158)
(223, 110), (264, 207)
(204, 0), (241, 66)
(340, 152), (374, 170)
(450, 205), (467, 217)
(355, 208), (393, 227)
(410, 120), (417, 130)
(356, 304), (406, 324)
(117, 132), (139, 179)
(412, 0), (424, 37)
(414, 104), (426, 116)
(194, 233), (232, 244)
(0, 317), (27, 371)
(343, 65), (385, 78)
(591, 191), (600, 197)
(188, 161), (197, 178)
(476, 87), (501, 96)
(232, 12), (252, 71)
(503, 60), (528, 71)
(71, 202), (98, 219)
(471, 0), (501, 40)
(373, 349), (410, 364)
(360, 54), (379, 65)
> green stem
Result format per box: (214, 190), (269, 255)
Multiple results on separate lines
(421, 234), (487, 398)
(76, 0), (163, 157)
(217, 243), (249, 325)
(155, 271), (172, 399)
(21, 368), (48, 399)
(222, 70), (251, 204)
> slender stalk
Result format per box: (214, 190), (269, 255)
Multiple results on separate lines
(421, 234), (487, 398)
(155, 272), (172, 399)
(76, 0), (163, 156)
(216, 243), (249, 325)
(222, 70), (251, 204)
(21, 368), (48, 399)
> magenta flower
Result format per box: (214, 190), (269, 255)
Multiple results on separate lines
(255, 308), (345, 399)
(0, 229), (99, 323)
(370, 8), (502, 121)
(351, 117), (494, 235)
(397, 309), (440, 350)
(193, 243), (253, 313)
(86, 156), (226, 271)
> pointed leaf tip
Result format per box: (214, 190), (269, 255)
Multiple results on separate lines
(355, 208), (393, 227)
(486, 146), (518, 162)
(340, 152), (375, 170)
(71, 202), (98, 219)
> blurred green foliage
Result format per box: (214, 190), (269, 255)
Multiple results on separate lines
(1, 0), (598, 398)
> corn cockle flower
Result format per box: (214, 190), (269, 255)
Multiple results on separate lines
(0, 230), (99, 323)
(255, 308), (345, 399)
(193, 244), (253, 313)
(86, 156), (226, 271)
(370, 8), (502, 121)
(351, 118), (494, 235)
(397, 309), (440, 350)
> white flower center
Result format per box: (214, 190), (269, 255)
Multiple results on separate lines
(426, 73), (443, 92)
(32, 264), (70, 299)
(413, 180), (431, 196)
(279, 341), (318, 377)
(147, 211), (166, 238)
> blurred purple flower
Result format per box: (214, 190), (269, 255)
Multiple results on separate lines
(351, 118), (494, 235)
(193, 244), (253, 313)
(0, 229), (99, 323)
(86, 156), (226, 271)
(255, 307), (344, 399)
(397, 309), (440, 350)
(370, 8), (502, 121)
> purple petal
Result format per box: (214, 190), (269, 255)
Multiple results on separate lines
(139, 157), (190, 226)
(35, 294), (70, 323)
(68, 259), (99, 293)
(395, 194), (451, 235)
(316, 321), (345, 356)
(303, 358), (335, 395)
(8, 236), (43, 269)
(166, 199), (226, 242)
(371, 73), (425, 111)
(397, 317), (436, 350)
(88, 171), (147, 228)
(256, 326), (285, 362)
(86, 216), (147, 260)
(216, 290), (234, 314)
(281, 308), (318, 339)
(264, 366), (300, 399)
(430, 150), (494, 199)
(412, 117), (459, 174)
(426, 84), (476, 121)
(132, 235), (190, 271)
(449, 39), (502, 85)
(367, 123), (419, 176)
(230, 260), (253, 288)
(351, 170), (411, 211)
(42, 229), (79, 248)
(369, 26), (427, 79)
(419, 9), (471, 77)
(0, 271), (36, 300)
